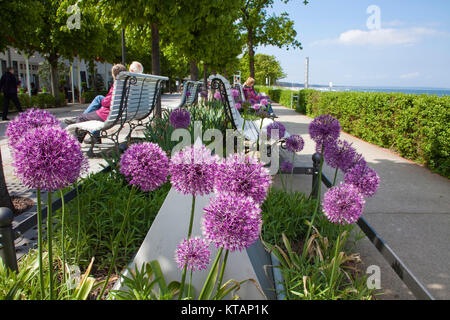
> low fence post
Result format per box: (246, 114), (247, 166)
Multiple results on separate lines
(311, 153), (321, 199)
(0, 207), (18, 272)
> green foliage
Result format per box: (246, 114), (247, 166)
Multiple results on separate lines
(56, 172), (171, 273)
(0, 93), (57, 110)
(240, 54), (286, 85)
(261, 188), (317, 247)
(110, 261), (181, 300)
(299, 90), (450, 177)
(81, 90), (108, 104)
(261, 187), (375, 300)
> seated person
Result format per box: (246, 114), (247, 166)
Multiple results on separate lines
(67, 61), (144, 121)
(243, 77), (257, 101)
(71, 63), (127, 143)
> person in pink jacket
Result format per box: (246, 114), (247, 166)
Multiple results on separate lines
(72, 63), (127, 143)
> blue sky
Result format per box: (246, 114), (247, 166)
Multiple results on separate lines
(257, 0), (450, 88)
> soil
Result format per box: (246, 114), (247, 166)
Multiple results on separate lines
(11, 196), (35, 215)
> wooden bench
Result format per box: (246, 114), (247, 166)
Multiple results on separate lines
(66, 71), (168, 156)
(208, 74), (289, 150)
(175, 80), (203, 108)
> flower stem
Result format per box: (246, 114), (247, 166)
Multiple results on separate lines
(187, 269), (193, 299)
(75, 181), (81, 265)
(332, 168), (338, 186)
(329, 225), (342, 297)
(302, 146), (324, 260)
(216, 249), (229, 293)
(47, 191), (54, 300)
(199, 247), (223, 300)
(36, 188), (45, 298)
(97, 186), (135, 299)
(291, 152), (295, 193)
(178, 195), (196, 299)
(59, 189), (66, 284)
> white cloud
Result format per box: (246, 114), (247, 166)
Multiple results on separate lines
(311, 27), (440, 47)
(400, 72), (420, 79)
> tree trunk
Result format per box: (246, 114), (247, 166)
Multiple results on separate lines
(0, 149), (14, 211)
(48, 53), (60, 107)
(88, 61), (97, 94)
(247, 27), (255, 79)
(203, 63), (208, 90)
(190, 60), (199, 81)
(151, 21), (161, 118)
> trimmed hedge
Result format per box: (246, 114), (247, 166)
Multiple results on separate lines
(298, 89), (450, 178)
(0, 93), (57, 110)
(81, 90), (108, 103)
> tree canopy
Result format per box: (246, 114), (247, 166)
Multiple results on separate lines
(240, 53), (286, 85)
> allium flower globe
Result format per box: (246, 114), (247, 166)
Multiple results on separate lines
(215, 154), (272, 204)
(344, 163), (380, 197)
(175, 237), (210, 272)
(266, 122), (286, 140)
(6, 108), (60, 149)
(231, 89), (240, 99)
(235, 102), (242, 110)
(169, 108), (191, 129)
(120, 142), (169, 192)
(202, 193), (262, 252)
(249, 98), (257, 106)
(309, 114), (341, 148)
(169, 145), (219, 196)
(252, 104), (261, 111)
(12, 126), (88, 191)
(323, 183), (365, 225)
(200, 90), (208, 98)
(323, 139), (357, 172)
(285, 134), (305, 153)
(260, 99), (268, 106)
(185, 90), (191, 97)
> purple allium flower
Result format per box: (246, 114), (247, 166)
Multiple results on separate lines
(200, 90), (208, 98)
(169, 145), (219, 196)
(175, 237), (210, 272)
(260, 99), (268, 106)
(235, 102), (242, 110)
(349, 152), (367, 171)
(323, 183), (365, 225)
(12, 126), (88, 191)
(344, 163), (380, 197)
(170, 108), (191, 129)
(214, 154), (272, 204)
(213, 91), (222, 100)
(323, 139), (357, 172)
(202, 192), (262, 252)
(252, 104), (261, 111)
(285, 135), (305, 153)
(120, 142), (169, 192)
(231, 89), (240, 99)
(6, 108), (60, 150)
(185, 90), (191, 97)
(257, 110), (270, 119)
(280, 161), (293, 173)
(249, 98), (257, 106)
(309, 114), (341, 149)
(266, 122), (286, 140)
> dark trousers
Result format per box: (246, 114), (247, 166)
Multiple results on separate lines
(2, 93), (23, 119)
(75, 111), (104, 137)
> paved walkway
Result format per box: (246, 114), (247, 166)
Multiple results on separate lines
(1, 95), (448, 299)
(271, 103), (450, 300)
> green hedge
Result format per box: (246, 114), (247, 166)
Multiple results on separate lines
(0, 93), (57, 110)
(81, 90), (108, 103)
(298, 90), (450, 178)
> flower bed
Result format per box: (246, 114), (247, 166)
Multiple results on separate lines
(1, 105), (379, 300)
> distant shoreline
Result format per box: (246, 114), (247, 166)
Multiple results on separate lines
(273, 84), (450, 97)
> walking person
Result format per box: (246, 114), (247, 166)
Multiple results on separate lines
(0, 67), (23, 120)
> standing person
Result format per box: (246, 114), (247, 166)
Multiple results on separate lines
(71, 63), (127, 143)
(0, 67), (23, 120)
